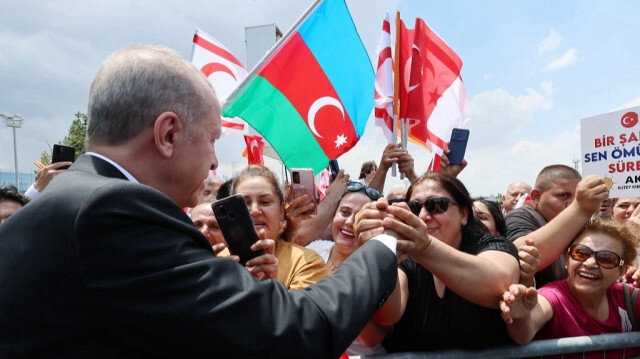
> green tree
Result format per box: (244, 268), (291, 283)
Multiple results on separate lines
(37, 112), (87, 172)
(61, 112), (87, 160)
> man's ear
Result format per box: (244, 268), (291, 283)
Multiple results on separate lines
(530, 188), (542, 208)
(153, 112), (182, 158)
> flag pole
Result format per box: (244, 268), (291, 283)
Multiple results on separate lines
(221, 0), (323, 110)
(391, 11), (402, 177)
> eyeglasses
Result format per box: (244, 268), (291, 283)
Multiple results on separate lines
(568, 243), (624, 269)
(408, 197), (458, 216)
(347, 182), (383, 200)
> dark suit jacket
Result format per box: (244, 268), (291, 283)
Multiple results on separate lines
(0, 154), (396, 358)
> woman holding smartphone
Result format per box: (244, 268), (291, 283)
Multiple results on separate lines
(354, 173), (520, 352)
(224, 165), (327, 290)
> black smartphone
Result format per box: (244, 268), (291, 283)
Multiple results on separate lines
(448, 128), (470, 165)
(212, 194), (264, 266)
(329, 159), (340, 180)
(52, 144), (76, 169)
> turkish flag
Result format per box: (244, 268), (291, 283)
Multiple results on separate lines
(402, 18), (472, 171)
(190, 28), (248, 135)
(397, 18), (415, 122)
(243, 134), (265, 165)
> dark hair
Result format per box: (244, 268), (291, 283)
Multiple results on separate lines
(406, 173), (481, 238)
(0, 185), (29, 206)
(216, 178), (235, 200)
(535, 164), (581, 193)
(473, 198), (505, 235)
(358, 161), (377, 180)
(232, 165), (284, 204)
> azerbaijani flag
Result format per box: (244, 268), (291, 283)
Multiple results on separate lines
(222, 0), (374, 174)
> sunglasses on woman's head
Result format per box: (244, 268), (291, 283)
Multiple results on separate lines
(568, 243), (624, 269)
(407, 197), (458, 216)
(346, 182), (383, 200)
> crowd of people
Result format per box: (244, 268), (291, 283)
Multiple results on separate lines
(1, 44), (639, 358)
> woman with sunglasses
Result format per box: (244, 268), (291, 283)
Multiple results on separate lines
(500, 220), (639, 351)
(355, 173), (520, 351)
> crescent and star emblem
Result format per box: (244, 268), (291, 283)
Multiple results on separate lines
(307, 96), (345, 138)
(307, 96), (349, 149)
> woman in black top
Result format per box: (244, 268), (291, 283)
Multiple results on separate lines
(355, 173), (520, 352)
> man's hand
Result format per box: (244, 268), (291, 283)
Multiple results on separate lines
(574, 175), (609, 217)
(499, 284), (538, 325)
(34, 161), (72, 192)
(518, 239), (540, 287)
(353, 199), (389, 246)
(439, 149), (467, 177)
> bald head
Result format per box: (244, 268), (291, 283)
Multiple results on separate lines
(502, 181), (532, 213)
(87, 45), (214, 146)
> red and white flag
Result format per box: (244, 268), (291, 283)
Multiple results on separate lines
(190, 28), (248, 134)
(401, 19), (472, 171)
(374, 12), (395, 143)
(243, 134), (265, 165)
(515, 193), (531, 209)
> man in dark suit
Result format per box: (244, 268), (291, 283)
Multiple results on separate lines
(0, 45), (401, 358)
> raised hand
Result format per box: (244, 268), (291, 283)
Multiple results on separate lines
(353, 198), (389, 246)
(574, 175), (609, 217)
(34, 161), (72, 192)
(518, 239), (540, 287)
(439, 149), (467, 177)
(499, 284), (538, 325)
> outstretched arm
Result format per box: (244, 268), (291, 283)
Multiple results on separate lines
(383, 204), (520, 308)
(286, 171), (349, 246)
(512, 175), (608, 270)
(499, 284), (552, 344)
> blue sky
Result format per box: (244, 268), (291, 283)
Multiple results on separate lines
(1, 0), (639, 196)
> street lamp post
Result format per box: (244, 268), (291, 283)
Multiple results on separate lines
(1, 114), (24, 190)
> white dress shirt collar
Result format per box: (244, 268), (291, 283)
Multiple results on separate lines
(85, 152), (139, 183)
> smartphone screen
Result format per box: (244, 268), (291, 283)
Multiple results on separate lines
(212, 194), (264, 266)
(448, 128), (470, 165)
(291, 168), (317, 215)
(52, 144), (76, 169)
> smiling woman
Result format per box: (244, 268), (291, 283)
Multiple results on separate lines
(500, 219), (640, 356)
(228, 165), (327, 290)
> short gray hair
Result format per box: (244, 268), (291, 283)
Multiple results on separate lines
(87, 45), (215, 145)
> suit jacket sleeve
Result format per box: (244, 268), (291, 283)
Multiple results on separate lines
(74, 181), (396, 358)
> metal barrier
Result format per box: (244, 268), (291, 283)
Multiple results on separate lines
(361, 332), (640, 359)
